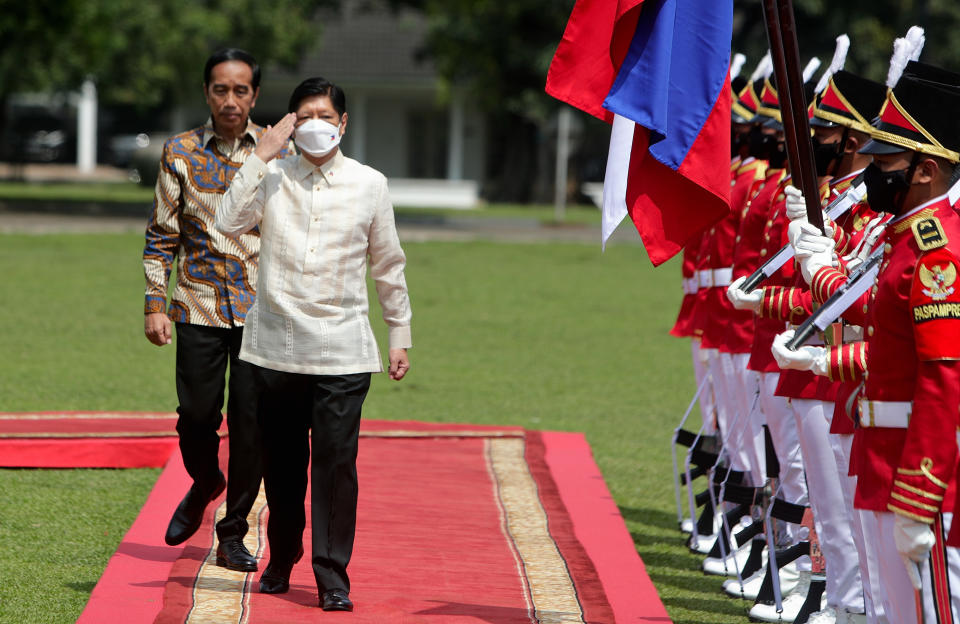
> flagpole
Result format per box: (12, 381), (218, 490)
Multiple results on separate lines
(554, 107), (572, 223)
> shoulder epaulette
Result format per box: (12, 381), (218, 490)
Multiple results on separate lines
(912, 216), (948, 251)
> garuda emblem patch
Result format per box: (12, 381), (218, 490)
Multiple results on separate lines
(919, 262), (957, 300)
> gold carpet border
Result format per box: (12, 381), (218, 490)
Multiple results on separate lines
(1, 431), (184, 438)
(1, 430), (515, 439)
(0, 412), (176, 420)
(359, 430), (524, 438)
(0, 412), (523, 440)
(186, 484), (268, 623)
(487, 437), (584, 623)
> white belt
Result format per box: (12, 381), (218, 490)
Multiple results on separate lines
(683, 277), (699, 295)
(696, 267), (733, 289)
(858, 399), (911, 428)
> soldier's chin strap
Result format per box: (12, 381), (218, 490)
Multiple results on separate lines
(892, 151), (925, 216)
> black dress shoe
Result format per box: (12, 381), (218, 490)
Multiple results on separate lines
(216, 537), (258, 572)
(258, 569), (291, 594)
(321, 589), (353, 612)
(258, 546), (304, 594)
(164, 473), (226, 546)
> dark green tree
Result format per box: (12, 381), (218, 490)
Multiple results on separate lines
(733, 0), (960, 84)
(0, 0), (335, 138)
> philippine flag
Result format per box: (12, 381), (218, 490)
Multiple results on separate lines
(546, 0), (733, 265)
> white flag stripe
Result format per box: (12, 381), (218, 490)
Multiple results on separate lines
(601, 114), (635, 250)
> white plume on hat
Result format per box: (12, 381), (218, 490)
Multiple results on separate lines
(814, 34), (850, 94)
(749, 51), (773, 83)
(730, 53), (747, 80)
(887, 26), (925, 88)
(802, 57), (822, 84)
(906, 26), (926, 61)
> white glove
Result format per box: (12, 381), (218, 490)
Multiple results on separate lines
(695, 343), (711, 365)
(788, 215), (835, 250)
(784, 185), (808, 221)
(793, 222), (838, 284)
(771, 330), (828, 375)
(784, 185), (831, 230)
(843, 218), (887, 272)
(726, 276), (762, 313)
(894, 514), (936, 590)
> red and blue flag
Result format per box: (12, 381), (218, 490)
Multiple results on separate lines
(546, 0), (733, 265)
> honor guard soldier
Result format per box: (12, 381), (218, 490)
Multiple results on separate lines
(775, 61), (960, 624)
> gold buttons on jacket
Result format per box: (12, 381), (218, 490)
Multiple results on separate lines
(868, 326), (874, 336)
(884, 243), (892, 253)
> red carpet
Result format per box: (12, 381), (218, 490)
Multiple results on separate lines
(0, 411), (188, 468)
(3, 413), (669, 622)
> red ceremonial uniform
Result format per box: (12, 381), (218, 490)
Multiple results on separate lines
(733, 168), (787, 282)
(700, 157), (767, 352)
(670, 243), (700, 338)
(748, 175), (798, 373)
(851, 195), (960, 537)
(773, 179), (841, 403)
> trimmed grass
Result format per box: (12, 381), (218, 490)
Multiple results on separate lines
(0, 180), (601, 224)
(0, 233), (749, 623)
(0, 469), (160, 624)
(0, 181), (153, 204)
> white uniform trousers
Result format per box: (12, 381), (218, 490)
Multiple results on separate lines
(691, 339), (717, 435)
(758, 372), (809, 564)
(724, 353), (765, 486)
(873, 511), (960, 624)
(791, 399), (864, 614)
(715, 351), (756, 480)
(830, 432), (882, 623)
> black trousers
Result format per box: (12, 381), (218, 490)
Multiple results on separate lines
(174, 322), (262, 540)
(253, 366), (371, 593)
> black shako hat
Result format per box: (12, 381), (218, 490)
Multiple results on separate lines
(810, 70), (887, 133)
(731, 76), (751, 124)
(859, 61), (960, 163)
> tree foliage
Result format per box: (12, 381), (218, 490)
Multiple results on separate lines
(733, 0), (960, 84)
(0, 0), (336, 109)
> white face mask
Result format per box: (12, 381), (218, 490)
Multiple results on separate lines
(294, 118), (342, 157)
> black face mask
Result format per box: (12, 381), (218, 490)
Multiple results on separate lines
(812, 138), (843, 177)
(863, 162), (911, 215)
(768, 140), (788, 169)
(731, 130), (749, 158)
(748, 126), (774, 160)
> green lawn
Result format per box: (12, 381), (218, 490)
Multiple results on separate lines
(0, 233), (751, 623)
(0, 179), (602, 224)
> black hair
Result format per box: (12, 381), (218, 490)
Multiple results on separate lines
(204, 48), (260, 90)
(288, 77), (346, 116)
(933, 156), (960, 187)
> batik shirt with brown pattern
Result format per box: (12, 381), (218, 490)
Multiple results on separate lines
(142, 118), (291, 327)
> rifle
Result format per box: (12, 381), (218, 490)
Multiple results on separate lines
(739, 177), (865, 292)
(761, 0), (823, 233)
(785, 247), (882, 350)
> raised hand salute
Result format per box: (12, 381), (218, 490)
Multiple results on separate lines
(254, 112), (297, 162)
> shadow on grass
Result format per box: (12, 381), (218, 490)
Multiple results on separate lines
(66, 580), (97, 593)
(660, 593), (751, 623)
(618, 503), (752, 622)
(619, 504), (683, 529)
